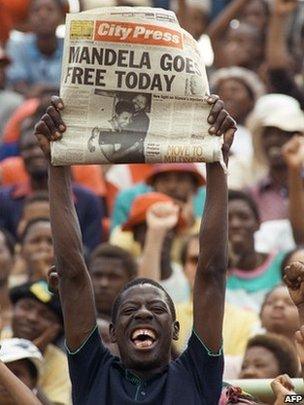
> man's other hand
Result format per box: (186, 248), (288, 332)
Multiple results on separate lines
(206, 94), (237, 162)
(34, 96), (66, 161)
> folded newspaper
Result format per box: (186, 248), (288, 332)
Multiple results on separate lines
(51, 7), (225, 166)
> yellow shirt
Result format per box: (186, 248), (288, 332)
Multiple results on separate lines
(1, 329), (71, 405)
(175, 300), (259, 356)
(40, 344), (71, 405)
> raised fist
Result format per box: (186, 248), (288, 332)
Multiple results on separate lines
(146, 201), (179, 232)
(282, 135), (304, 170)
(34, 96), (66, 161)
(284, 261), (304, 307)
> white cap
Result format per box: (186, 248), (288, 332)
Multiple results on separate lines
(247, 94), (304, 166)
(0, 339), (43, 376)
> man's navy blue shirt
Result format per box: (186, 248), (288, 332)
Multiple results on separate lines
(67, 326), (223, 405)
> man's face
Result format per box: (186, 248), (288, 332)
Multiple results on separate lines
(261, 286), (299, 336)
(116, 111), (133, 130)
(0, 360), (36, 405)
(20, 133), (48, 180)
(183, 237), (199, 289)
(152, 172), (197, 203)
(239, 346), (280, 379)
(261, 127), (295, 168)
(217, 78), (254, 124)
(12, 298), (60, 342)
(29, 0), (63, 37)
(223, 25), (263, 69)
(0, 232), (13, 281)
(110, 284), (179, 372)
(228, 199), (259, 257)
(21, 221), (53, 270)
(133, 95), (147, 113)
(90, 257), (130, 318)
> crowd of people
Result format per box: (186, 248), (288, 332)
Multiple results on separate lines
(0, 0), (304, 404)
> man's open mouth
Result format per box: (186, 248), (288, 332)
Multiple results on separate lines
(130, 328), (157, 349)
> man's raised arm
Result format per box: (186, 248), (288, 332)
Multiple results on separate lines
(34, 97), (96, 351)
(193, 96), (236, 353)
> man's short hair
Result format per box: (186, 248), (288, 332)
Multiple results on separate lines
(111, 277), (176, 324)
(0, 228), (15, 257)
(20, 217), (51, 243)
(115, 100), (135, 116)
(89, 243), (138, 279)
(228, 189), (260, 222)
(246, 334), (299, 377)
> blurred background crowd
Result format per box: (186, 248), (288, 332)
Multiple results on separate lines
(0, 0), (304, 403)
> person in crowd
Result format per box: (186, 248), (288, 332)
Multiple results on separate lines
(17, 192), (50, 237)
(6, 0), (65, 96)
(260, 284), (299, 344)
(89, 243), (137, 321)
(20, 218), (53, 281)
(208, 0), (266, 72)
(0, 337), (54, 405)
(239, 333), (299, 379)
(34, 94), (236, 404)
(210, 66), (265, 162)
(226, 189), (286, 312)
(4, 279), (71, 404)
(176, 0), (210, 41)
(0, 46), (23, 140)
(266, 0), (304, 109)
(0, 118), (104, 252)
(247, 94), (304, 222)
(175, 233), (259, 356)
(125, 193), (191, 303)
(110, 163), (205, 239)
(0, 228), (15, 330)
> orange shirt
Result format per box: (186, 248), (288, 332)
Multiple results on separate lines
(0, 156), (106, 197)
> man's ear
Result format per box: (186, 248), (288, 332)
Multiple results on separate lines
(109, 323), (117, 343)
(172, 321), (180, 341)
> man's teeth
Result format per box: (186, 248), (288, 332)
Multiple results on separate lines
(134, 339), (153, 348)
(131, 329), (156, 340)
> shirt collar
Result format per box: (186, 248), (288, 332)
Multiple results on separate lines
(113, 359), (168, 385)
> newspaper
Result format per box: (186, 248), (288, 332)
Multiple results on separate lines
(51, 7), (225, 166)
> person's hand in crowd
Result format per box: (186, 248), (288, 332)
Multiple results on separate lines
(282, 135), (304, 170)
(271, 374), (296, 405)
(47, 266), (59, 293)
(284, 261), (304, 307)
(146, 201), (179, 233)
(206, 94), (237, 162)
(294, 326), (304, 376)
(274, 0), (299, 16)
(33, 323), (61, 354)
(34, 96), (66, 161)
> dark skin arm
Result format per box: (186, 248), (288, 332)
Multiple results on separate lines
(194, 97), (236, 353)
(34, 98), (96, 352)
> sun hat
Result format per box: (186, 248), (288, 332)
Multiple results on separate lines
(122, 192), (185, 231)
(145, 163), (205, 187)
(0, 338), (43, 376)
(247, 94), (304, 167)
